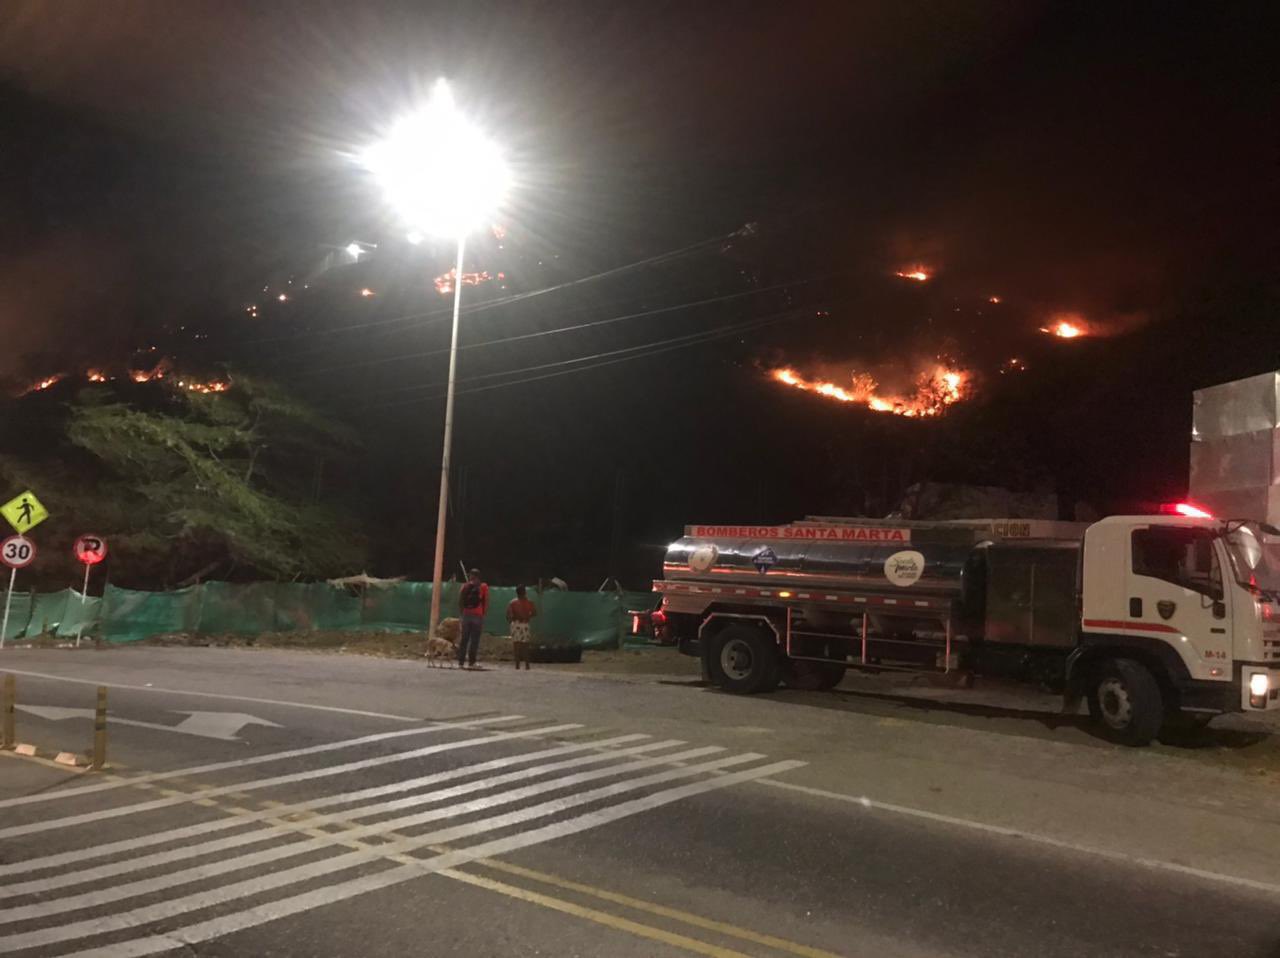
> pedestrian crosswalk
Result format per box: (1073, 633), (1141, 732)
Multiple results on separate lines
(0, 714), (803, 956)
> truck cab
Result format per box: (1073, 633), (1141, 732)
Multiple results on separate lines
(1074, 515), (1280, 739)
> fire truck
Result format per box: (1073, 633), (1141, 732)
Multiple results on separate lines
(647, 514), (1279, 744)
(640, 373), (1280, 745)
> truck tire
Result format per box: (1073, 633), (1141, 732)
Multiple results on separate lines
(707, 624), (779, 694)
(1087, 658), (1164, 746)
(783, 659), (847, 691)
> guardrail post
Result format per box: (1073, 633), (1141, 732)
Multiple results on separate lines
(91, 685), (108, 770)
(2, 673), (14, 750)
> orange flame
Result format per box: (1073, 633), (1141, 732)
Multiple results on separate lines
(130, 364), (169, 383)
(434, 268), (493, 295)
(23, 360), (227, 395)
(176, 379), (231, 394)
(1041, 319), (1085, 339)
(23, 375), (62, 394)
(894, 267), (931, 282)
(770, 365), (970, 417)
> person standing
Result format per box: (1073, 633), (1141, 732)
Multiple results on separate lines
(507, 585), (537, 670)
(457, 568), (488, 669)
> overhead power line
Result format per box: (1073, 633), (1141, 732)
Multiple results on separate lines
(290, 273), (831, 378)
(358, 306), (810, 411)
(242, 226), (746, 347)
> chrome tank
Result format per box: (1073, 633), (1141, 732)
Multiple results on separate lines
(664, 533), (977, 597)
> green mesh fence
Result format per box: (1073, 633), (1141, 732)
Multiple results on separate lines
(28, 589), (80, 637)
(0, 590), (104, 640)
(360, 581), (438, 632)
(57, 593), (102, 638)
(536, 590), (622, 649)
(197, 581), (278, 634)
(274, 583), (362, 632)
(102, 586), (201, 643)
(0, 591), (33, 641)
(89, 580), (646, 648)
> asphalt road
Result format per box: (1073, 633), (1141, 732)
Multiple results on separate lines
(2, 647), (1279, 958)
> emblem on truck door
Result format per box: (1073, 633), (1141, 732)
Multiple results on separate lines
(884, 550), (926, 587)
(1157, 600), (1176, 620)
(753, 547), (778, 574)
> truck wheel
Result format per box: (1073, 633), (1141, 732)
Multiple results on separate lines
(1087, 658), (1164, 745)
(707, 624), (779, 694)
(783, 659), (847, 691)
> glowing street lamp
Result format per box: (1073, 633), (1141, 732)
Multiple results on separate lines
(360, 78), (511, 643)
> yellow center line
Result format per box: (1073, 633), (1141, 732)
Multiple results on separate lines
(52, 768), (838, 958)
(438, 866), (757, 958)
(468, 858), (846, 958)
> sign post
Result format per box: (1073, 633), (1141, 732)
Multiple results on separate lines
(73, 535), (108, 648)
(74, 534), (108, 602)
(0, 535), (36, 651)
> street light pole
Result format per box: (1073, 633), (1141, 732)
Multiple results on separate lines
(427, 236), (467, 640)
(358, 77), (508, 643)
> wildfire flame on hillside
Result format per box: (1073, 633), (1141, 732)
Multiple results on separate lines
(770, 364), (970, 417)
(21, 362), (230, 397)
(894, 267), (931, 282)
(434, 268), (505, 295)
(23, 375), (62, 394)
(1041, 319), (1086, 339)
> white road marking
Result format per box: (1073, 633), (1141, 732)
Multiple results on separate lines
(0, 721), (579, 839)
(59, 759), (805, 958)
(0, 667), (427, 721)
(0, 740), (704, 924)
(0, 735), (673, 897)
(0, 732), (654, 880)
(756, 778), (1280, 898)
(168, 710), (283, 740)
(0, 751), (787, 954)
(0, 713), (525, 810)
(15, 705), (283, 741)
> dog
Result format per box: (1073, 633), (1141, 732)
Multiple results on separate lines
(426, 634), (458, 668)
(436, 617), (462, 643)
(428, 617), (462, 668)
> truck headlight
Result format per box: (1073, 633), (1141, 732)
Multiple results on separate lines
(1249, 672), (1270, 698)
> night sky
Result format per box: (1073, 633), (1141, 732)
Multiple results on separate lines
(1, 2), (1277, 586)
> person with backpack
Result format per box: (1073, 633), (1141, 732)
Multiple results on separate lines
(457, 568), (488, 669)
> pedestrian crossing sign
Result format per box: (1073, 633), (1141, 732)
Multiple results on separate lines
(1, 490), (49, 534)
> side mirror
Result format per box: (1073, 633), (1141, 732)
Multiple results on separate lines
(1212, 600), (1226, 620)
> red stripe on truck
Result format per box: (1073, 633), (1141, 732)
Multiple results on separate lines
(1082, 618), (1180, 635)
(651, 579), (946, 611)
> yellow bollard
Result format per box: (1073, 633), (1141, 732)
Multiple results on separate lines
(2, 674), (14, 750)
(91, 685), (108, 771)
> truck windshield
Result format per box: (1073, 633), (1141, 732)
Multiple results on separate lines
(1223, 523), (1280, 598)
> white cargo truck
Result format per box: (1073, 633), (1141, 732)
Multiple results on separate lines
(645, 374), (1280, 744)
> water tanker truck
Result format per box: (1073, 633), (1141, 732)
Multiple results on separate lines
(642, 373), (1280, 744)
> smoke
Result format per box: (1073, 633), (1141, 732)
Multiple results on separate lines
(0, 231), (141, 376)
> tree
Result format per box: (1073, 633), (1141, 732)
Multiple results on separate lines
(0, 376), (366, 587)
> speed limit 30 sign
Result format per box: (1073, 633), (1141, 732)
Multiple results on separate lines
(1, 535), (36, 569)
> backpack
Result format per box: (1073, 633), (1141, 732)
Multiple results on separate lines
(460, 583), (483, 611)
